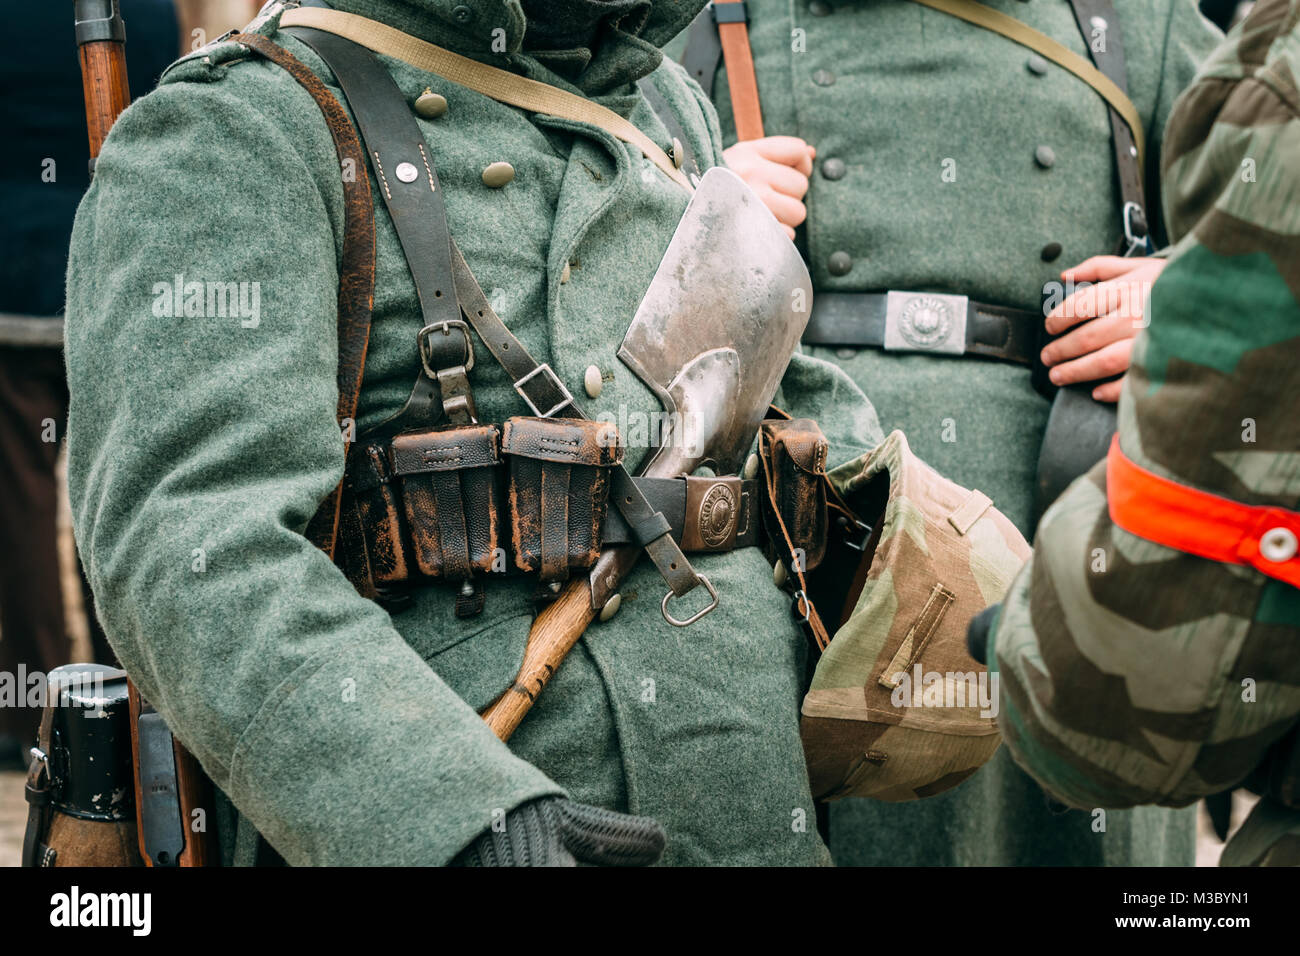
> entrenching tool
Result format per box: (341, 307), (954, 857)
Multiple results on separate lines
(482, 167), (813, 739)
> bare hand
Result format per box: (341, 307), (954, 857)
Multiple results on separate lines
(1041, 255), (1167, 402)
(723, 136), (817, 239)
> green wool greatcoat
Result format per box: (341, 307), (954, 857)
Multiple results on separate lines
(671, 0), (1221, 865)
(64, 0), (886, 866)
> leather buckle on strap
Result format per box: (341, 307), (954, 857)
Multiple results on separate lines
(514, 363), (575, 418)
(418, 319), (475, 378)
(883, 291), (969, 355)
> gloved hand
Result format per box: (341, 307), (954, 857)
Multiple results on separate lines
(453, 797), (666, 867)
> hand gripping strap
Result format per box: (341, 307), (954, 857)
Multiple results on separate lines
(236, 32), (377, 560)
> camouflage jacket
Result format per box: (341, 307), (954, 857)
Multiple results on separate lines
(989, 0), (1300, 866)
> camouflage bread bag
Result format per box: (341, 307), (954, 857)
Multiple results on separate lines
(801, 430), (1031, 801)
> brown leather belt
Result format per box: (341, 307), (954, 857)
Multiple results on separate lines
(347, 467), (762, 556)
(802, 291), (1041, 367)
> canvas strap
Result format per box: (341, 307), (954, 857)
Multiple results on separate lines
(906, 0), (1144, 169)
(277, 5), (692, 190)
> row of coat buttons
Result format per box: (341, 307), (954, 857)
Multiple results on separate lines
(809, 53), (1064, 273)
(414, 88), (516, 187)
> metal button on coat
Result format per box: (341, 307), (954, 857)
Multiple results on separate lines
(584, 365), (603, 399)
(773, 561), (788, 588)
(1034, 145), (1056, 169)
(1040, 241), (1063, 262)
(822, 157), (846, 180)
(809, 0), (832, 14)
(1261, 527), (1298, 562)
(828, 251), (852, 276)
(743, 453), (760, 480)
(452, 4), (473, 22)
(560, 261), (572, 284)
(1026, 54), (1048, 76)
(813, 69), (836, 87)
(1090, 15), (1107, 30)
(415, 89), (448, 118)
(482, 162), (515, 187)
(671, 137), (684, 169)
(395, 162), (418, 183)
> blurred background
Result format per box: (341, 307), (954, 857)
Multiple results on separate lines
(0, 0), (1257, 866)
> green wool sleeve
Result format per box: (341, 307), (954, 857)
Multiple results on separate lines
(64, 72), (562, 865)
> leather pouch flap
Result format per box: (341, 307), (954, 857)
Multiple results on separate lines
(390, 424), (500, 475)
(501, 416), (623, 466)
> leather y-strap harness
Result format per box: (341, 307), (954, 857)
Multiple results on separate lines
(239, 17), (715, 608)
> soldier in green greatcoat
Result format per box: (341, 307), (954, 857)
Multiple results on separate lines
(987, 0), (1300, 868)
(669, 0), (1221, 865)
(63, 0), (891, 865)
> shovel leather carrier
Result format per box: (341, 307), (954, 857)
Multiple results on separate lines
(503, 417), (623, 582)
(390, 424), (503, 580)
(760, 418), (831, 573)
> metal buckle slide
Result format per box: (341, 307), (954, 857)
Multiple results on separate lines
(514, 363), (575, 418)
(661, 573), (719, 627)
(418, 318), (475, 379)
(1122, 201), (1150, 257)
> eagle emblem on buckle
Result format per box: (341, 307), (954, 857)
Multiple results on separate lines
(699, 482), (738, 549)
(883, 291), (969, 354)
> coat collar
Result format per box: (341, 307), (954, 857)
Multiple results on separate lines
(324, 0), (705, 94)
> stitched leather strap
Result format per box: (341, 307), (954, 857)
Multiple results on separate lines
(277, 4), (692, 190)
(236, 32), (376, 560)
(906, 0), (1144, 169)
(1063, 0), (1149, 255)
(714, 0), (764, 141)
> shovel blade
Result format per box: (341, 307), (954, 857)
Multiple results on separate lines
(618, 167), (813, 476)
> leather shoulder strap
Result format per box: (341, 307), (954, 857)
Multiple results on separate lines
(236, 31), (376, 559)
(1063, 0), (1151, 254)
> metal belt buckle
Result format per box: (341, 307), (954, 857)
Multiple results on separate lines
(514, 363), (575, 418)
(418, 318), (475, 379)
(883, 291), (969, 355)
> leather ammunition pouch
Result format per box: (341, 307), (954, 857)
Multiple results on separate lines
(392, 424), (503, 581)
(341, 416), (767, 611)
(503, 417), (622, 583)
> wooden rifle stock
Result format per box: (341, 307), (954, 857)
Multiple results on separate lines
(76, 0), (215, 866)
